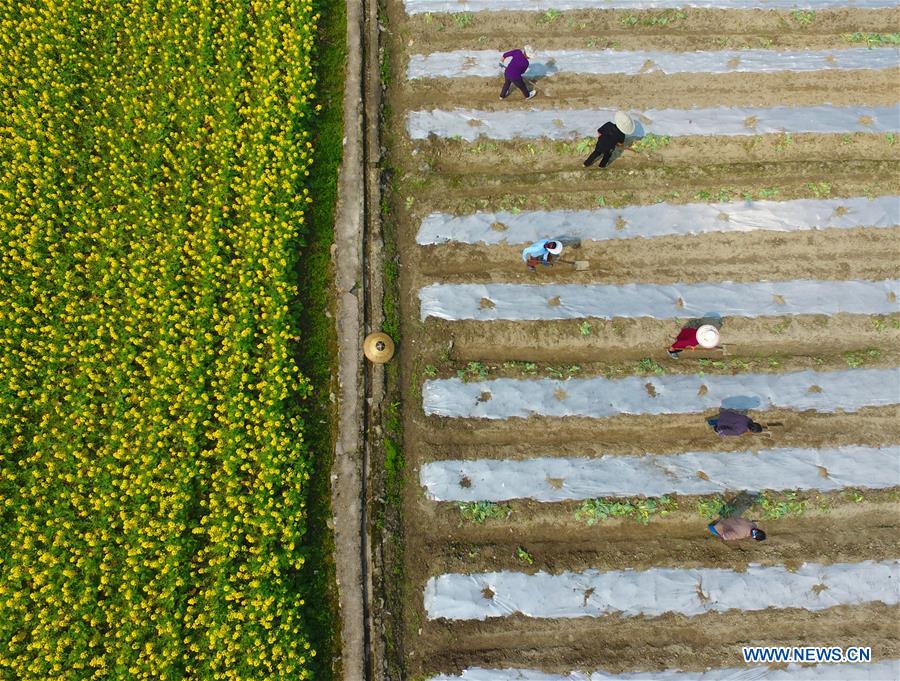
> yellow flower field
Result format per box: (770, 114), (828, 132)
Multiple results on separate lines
(0, 0), (323, 678)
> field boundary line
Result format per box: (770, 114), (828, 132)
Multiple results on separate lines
(422, 367), (900, 419)
(420, 445), (900, 501)
(424, 560), (900, 621)
(407, 104), (900, 141)
(404, 0), (896, 14)
(425, 660), (900, 680)
(417, 195), (899, 245)
(408, 47), (899, 80)
(419, 279), (900, 321)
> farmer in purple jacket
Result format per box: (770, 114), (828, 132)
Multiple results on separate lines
(499, 46), (536, 100)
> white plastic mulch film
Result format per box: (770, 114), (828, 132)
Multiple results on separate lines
(405, 0), (897, 14)
(422, 367), (900, 419)
(416, 195), (899, 246)
(425, 660), (900, 681)
(408, 48), (900, 80)
(406, 105), (900, 141)
(420, 445), (900, 502)
(424, 560), (900, 621)
(419, 279), (900, 321)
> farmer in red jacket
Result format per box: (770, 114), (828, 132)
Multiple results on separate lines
(499, 46), (536, 100)
(668, 326), (699, 358)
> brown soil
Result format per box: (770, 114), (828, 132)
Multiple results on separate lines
(412, 604), (900, 676)
(412, 226), (900, 284)
(416, 313), (900, 364)
(429, 491), (900, 547)
(402, 159), (900, 216)
(379, 1), (900, 678)
(402, 8), (900, 53)
(417, 133), (900, 178)
(410, 406), (900, 451)
(401, 69), (900, 110)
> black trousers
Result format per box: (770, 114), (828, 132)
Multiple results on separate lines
(584, 139), (616, 167)
(500, 76), (529, 98)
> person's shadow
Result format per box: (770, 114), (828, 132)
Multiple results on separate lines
(719, 490), (759, 519)
(720, 395), (761, 411)
(684, 313), (722, 330)
(524, 59), (560, 81)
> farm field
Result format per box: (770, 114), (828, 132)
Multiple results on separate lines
(377, 2), (900, 680)
(0, 1), (344, 680)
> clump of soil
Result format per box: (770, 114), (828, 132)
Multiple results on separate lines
(546, 477), (564, 489)
(773, 294), (786, 305)
(480, 298), (496, 309)
(645, 382), (658, 397)
(481, 586), (495, 600)
(554, 388), (567, 401)
(548, 296), (561, 307)
(490, 221), (507, 232)
(459, 475), (472, 488)
(477, 391), (492, 403)
(808, 385), (823, 393)
(582, 587), (595, 606)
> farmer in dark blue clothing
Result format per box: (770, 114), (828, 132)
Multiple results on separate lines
(584, 111), (635, 168)
(499, 46), (536, 100)
(707, 409), (765, 436)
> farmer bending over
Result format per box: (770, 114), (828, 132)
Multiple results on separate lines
(499, 46), (536, 100)
(583, 111), (634, 168)
(522, 239), (563, 271)
(708, 517), (766, 542)
(707, 408), (764, 436)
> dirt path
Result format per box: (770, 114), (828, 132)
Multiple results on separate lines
(414, 604), (900, 676)
(330, 0), (381, 678)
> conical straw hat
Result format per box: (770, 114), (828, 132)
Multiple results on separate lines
(696, 325), (720, 349)
(614, 111), (635, 135)
(364, 332), (395, 363)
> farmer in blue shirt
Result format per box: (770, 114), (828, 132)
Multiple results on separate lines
(522, 239), (562, 271)
(499, 46), (536, 100)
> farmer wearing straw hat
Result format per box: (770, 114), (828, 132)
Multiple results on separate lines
(499, 45), (537, 100)
(522, 239), (563, 271)
(583, 111), (635, 168)
(668, 324), (720, 358)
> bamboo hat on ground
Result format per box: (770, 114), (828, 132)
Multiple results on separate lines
(363, 332), (395, 363)
(614, 111), (636, 135)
